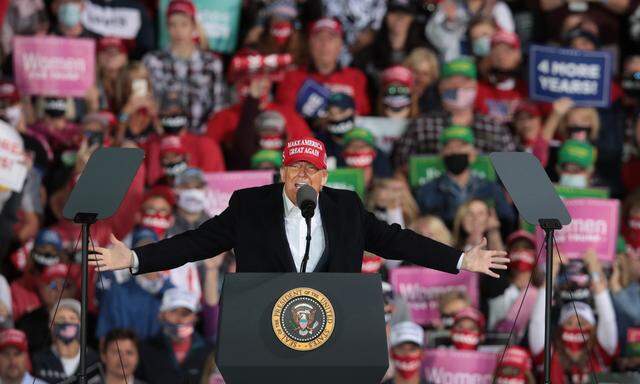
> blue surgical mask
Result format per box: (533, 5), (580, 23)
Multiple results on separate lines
(559, 173), (588, 188)
(54, 323), (80, 344)
(58, 3), (82, 28)
(472, 36), (491, 57)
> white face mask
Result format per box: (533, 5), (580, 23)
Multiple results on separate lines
(177, 188), (207, 213)
(4, 105), (22, 127)
(559, 173), (588, 188)
(135, 275), (165, 294)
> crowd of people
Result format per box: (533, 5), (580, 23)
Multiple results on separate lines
(1, 0), (640, 382)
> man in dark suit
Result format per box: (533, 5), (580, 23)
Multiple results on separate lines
(91, 138), (508, 277)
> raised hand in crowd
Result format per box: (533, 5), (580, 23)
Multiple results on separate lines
(583, 248), (607, 294)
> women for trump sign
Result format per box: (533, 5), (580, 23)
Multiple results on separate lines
(13, 36), (95, 97)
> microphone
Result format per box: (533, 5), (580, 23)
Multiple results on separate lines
(296, 184), (317, 273)
(296, 184), (317, 220)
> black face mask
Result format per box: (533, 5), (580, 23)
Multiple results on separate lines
(622, 73), (640, 99)
(327, 116), (354, 137)
(490, 68), (519, 83)
(161, 115), (188, 135)
(443, 154), (469, 175)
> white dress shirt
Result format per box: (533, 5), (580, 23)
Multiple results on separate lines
(283, 190), (325, 272)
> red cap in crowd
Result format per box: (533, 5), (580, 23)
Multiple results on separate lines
(491, 30), (521, 50)
(97, 37), (127, 54)
(282, 138), (327, 170)
(0, 81), (20, 105)
(381, 65), (414, 88)
(0, 329), (28, 352)
(160, 135), (187, 156)
(309, 18), (343, 37)
(514, 101), (541, 118)
(167, 0), (196, 20)
(144, 185), (176, 207)
(41, 263), (69, 284)
(454, 307), (486, 330)
(499, 346), (533, 371)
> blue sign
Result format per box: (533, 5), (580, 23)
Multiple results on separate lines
(529, 45), (612, 107)
(295, 79), (330, 119)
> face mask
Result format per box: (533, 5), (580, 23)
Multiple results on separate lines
(390, 351), (422, 380)
(451, 328), (481, 350)
(54, 323), (80, 344)
(327, 116), (354, 137)
(495, 374), (527, 384)
(270, 21), (293, 45)
(259, 134), (284, 150)
(490, 68), (519, 83)
(4, 105), (22, 127)
(561, 326), (590, 352)
(163, 161), (188, 177)
(472, 36), (491, 57)
(566, 125), (590, 141)
(622, 72), (640, 99)
(509, 249), (536, 272)
(163, 322), (195, 341)
(135, 275), (165, 294)
(31, 251), (60, 267)
(161, 115), (188, 135)
(559, 173), (588, 188)
(443, 153), (469, 175)
(442, 87), (477, 110)
(141, 212), (173, 238)
(177, 188), (206, 213)
(343, 149), (376, 168)
(58, 3), (82, 28)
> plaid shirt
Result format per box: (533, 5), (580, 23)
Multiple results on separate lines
(143, 49), (227, 134)
(393, 111), (517, 167)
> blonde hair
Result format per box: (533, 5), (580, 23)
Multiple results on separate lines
(452, 198), (490, 249)
(409, 215), (453, 246)
(403, 47), (440, 83)
(558, 107), (600, 141)
(438, 291), (470, 313)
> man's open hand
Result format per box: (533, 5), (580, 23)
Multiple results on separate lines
(89, 234), (134, 271)
(461, 237), (509, 278)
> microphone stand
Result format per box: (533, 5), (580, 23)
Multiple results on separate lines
(300, 217), (312, 273)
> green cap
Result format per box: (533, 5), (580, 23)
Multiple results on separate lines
(557, 140), (595, 169)
(439, 125), (475, 145)
(342, 127), (375, 147)
(441, 57), (477, 79)
(250, 150), (282, 169)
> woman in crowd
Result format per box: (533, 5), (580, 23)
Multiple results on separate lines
(86, 37), (130, 114)
(402, 48), (441, 113)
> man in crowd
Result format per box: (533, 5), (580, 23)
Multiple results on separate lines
(0, 329), (46, 384)
(384, 321), (427, 384)
(393, 57), (517, 171)
(99, 328), (147, 384)
(416, 125), (515, 228)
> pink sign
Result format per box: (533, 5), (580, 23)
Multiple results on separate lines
(13, 36), (95, 97)
(536, 198), (619, 263)
(389, 266), (478, 326)
(422, 349), (499, 384)
(204, 170), (274, 216)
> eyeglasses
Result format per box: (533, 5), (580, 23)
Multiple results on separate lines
(286, 163), (320, 175)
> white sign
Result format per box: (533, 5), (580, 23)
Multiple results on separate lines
(81, 0), (141, 39)
(0, 121), (28, 192)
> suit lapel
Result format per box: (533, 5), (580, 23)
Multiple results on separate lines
(315, 189), (337, 272)
(264, 183), (296, 272)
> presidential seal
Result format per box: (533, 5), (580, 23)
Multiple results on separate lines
(272, 287), (335, 351)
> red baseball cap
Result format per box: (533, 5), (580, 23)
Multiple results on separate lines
(381, 65), (414, 88)
(97, 37), (127, 54)
(454, 307), (486, 330)
(144, 185), (176, 207)
(282, 138), (327, 170)
(506, 230), (536, 248)
(167, 0), (196, 19)
(309, 18), (343, 37)
(500, 346), (533, 371)
(160, 135), (187, 156)
(0, 329), (28, 352)
(491, 30), (521, 50)
(41, 263), (69, 284)
(0, 81), (20, 104)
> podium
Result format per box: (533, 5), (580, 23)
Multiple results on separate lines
(216, 273), (389, 384)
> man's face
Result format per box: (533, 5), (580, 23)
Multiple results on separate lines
(309, 30), (342, 70)
(161, 307), (196, 325)
(102, 339), (138, 378)
(441, 140), (476, 162)
(39, 277), (75, 308)
(514, 112), (541, 140)
(141, 197), (172, 217)
(0, 347), (27, 382)
(280, 161), (328, 205)
(168, 13), (194, 45)
(490, 43), (521, 70)
(385, 11), (413, 34)
(392, 342), (422, 357)
(453, 318), (480, 332)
